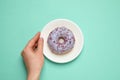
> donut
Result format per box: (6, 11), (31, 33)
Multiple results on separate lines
(47, 27), (75, 54)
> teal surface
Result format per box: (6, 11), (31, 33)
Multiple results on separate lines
(0, 0), (120, 80)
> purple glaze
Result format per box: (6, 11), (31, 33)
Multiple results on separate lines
(47, 27), (75, 54)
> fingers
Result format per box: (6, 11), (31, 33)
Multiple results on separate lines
(36, 37), (44, 54)
(27, 32), (40, 49)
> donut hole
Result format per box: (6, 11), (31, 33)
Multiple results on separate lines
(58, 37), (65, 43)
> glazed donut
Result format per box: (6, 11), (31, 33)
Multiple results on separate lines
(47, 27), (75, 54)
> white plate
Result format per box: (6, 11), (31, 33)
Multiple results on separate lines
(41, 19), (84, 63)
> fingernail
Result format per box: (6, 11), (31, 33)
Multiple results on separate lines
(40, 36), (43, 38)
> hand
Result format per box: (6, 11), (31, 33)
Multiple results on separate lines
(21, 32), (44, 80)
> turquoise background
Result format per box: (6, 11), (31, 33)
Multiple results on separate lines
(0, 0), (120, 80)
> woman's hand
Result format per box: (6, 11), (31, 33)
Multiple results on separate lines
(22, 32), (44, 80)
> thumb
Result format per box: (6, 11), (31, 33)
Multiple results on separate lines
(36, 38), (44, 54)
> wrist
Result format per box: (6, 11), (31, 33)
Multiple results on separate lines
(27, 71), (40, 80)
